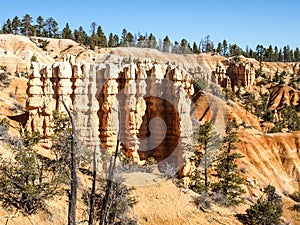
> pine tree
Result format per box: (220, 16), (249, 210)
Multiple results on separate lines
(62, 23), (73, 39)
(216, 42), (222, 54)
(21, 14), (33, 36)
(113, 34), (119, 47)
(267, 45), (274, 62)
(5, 19), (12, 34)
(108, 33), (114, 47)
(212, 121), (245, 206)
(222, 39), (228, 56)
(97, 26), (107, 47)
(190, 121), (220, 193)
(36, 16), (46, 37)
(126, 32), (134, 47)
(278, 49), (283, 61)
(244, 185), (282, 225)
(230, 44), (243, 57)
(1, 23), (8, 34)
(45, 17), (59, 38)
(193, 42), (199, 54)
(12, 16), (21, 34)
(120, 28), (128, 46)
(204, 35), (213, 53)
(90, 34), (100, 50)
(244, 92), (256, 113)
(137, 34), (146, 48)
(180, 38), (188, 53)
(74, 26), (88, 46)
(289, 73), (298, 89)
(294, 47), (300, 62)
(1, 19), (12, 34)
(159, 35), (169, 52)
(274, 46), (279, 61)
(90, 22), (97, 36)
(147, 33), (157, 49)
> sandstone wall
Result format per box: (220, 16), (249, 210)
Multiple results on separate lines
(26, 59), (195, 172)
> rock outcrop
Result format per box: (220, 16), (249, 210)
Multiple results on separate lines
(26, 59), (195, 173)
(226, 61), (256, 90)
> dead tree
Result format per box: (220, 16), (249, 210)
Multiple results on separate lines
(61, 96), (77, 225)
(88, 146), (97, 225)
(99, 131), (120, 225)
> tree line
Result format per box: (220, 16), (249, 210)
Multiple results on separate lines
(1, 14), (300, 61)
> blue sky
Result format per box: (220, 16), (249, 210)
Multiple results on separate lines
(1, 0), (300, 50)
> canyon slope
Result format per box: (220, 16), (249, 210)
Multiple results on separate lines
(0, 34), (299, 224)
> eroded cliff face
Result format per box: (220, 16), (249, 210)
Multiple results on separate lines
(26, 58), (195, 172)
(25, 56), (300, 186)
(237, 131), (300, 191)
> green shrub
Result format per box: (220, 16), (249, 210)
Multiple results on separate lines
(290, 191), (300, 203)
(0, 131), (59, 215)
(31, 55), (37, 62)
(0, 115), (73, 215)
(243, 185), (282, 225)
(0, 72), (10, 87)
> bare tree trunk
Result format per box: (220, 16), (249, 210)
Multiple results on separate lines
(88, 146), (97, 225)
(61, 96), (77, 225)
(99, 134), (120, 225)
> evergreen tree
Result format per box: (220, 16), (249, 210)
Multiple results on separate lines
(283, 45), (291, 62)
(163, 35), (171, 52)
(90, 34), (100, 50)
(244, 185), (282, 225)
(147, 33), (157, 49)
(274, 46), (279, 61)
(278, 49), (283, 62)
(190, 121), (220, 192)
(113, 34), (119, 47)
(62, 23), (73, 39)
(1, 19), (12, 34)
(96, 26), (107, 47)
(120, 28), (128, 46)
(12, 16), (21, 34)
(36, 16), (46, 37)
(136, 34), (146, 48)
(193, 42), (199, 54)
(21, 14), (33, 36)
(272, 104), (300, 132)
(222, 39), (228, 56)
(244, 45), (250, 58)
(204, 35), (213, 52)
(5, 19), (12, 34)
(45, 17), (59, 38)
(108, 33), (115, 47)
(180, 38), (188, 53)
(289, 73), (298, 89)
(90, 22), (97, 36)
(255, 92), (269, 119)
(216, 42), (222, 54)
(171, 41), (179, 54)
(256, 45), (264, 61)
(294, 47), (300, 62)
(266, 45), (274, 62)
(212, 121), (245, 206)
(74, 26), (88, 45)
(230, 44), (242, 56)
(244, 92), (256, 113)
(126, 32), (135, 47)
(1, 23), (8, 34)
(107, 34), (117, 47)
